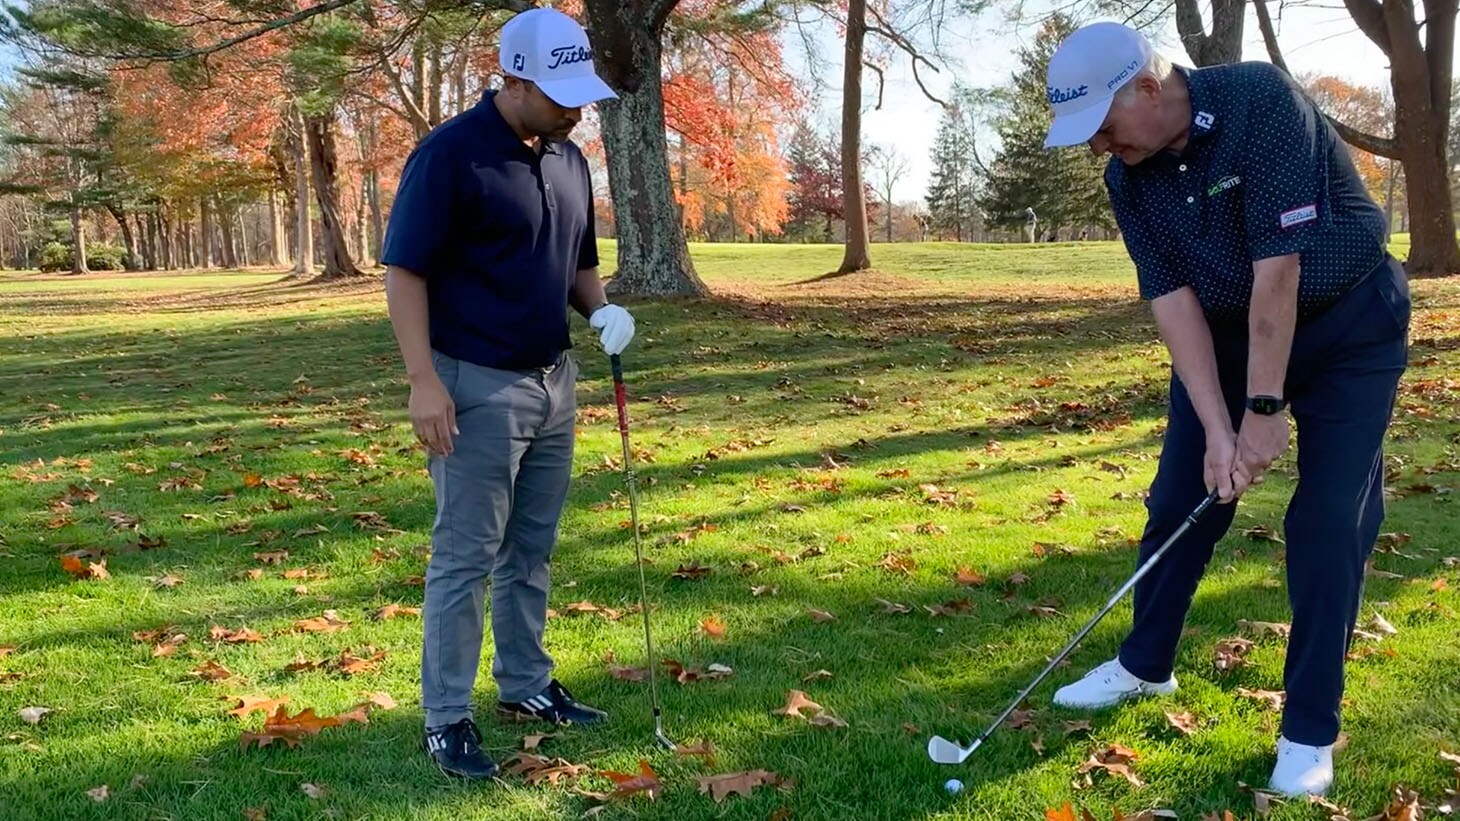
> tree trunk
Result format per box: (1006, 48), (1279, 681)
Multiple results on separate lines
(289, 105), (315, 276)
(1384, 159), (1398, 233)
(107, 204), (141, 270)
(157, 211), (172, 270)
(238, 209), (251, 266)
(837, 0), (872, 273)
(1387, 0), (1460, 275)
(585, 0), (709, 296)
(428, 42), (444, 127)
(269, 185), (287, 266)
(364, 120), (385, 265)
(218, 199), (239, 268)
(69, 202), (89, 275)
(137, 212), (154, 269)
(1175, 0), (1245, 66)
(199, 197), (215, 268)
(304, 111), (365, 278)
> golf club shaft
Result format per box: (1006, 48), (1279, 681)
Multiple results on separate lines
(968, 489), (1220, 749)
(611, 354), (667, 741)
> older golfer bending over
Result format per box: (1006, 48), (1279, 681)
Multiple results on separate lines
(1039, 22), (1409, 797)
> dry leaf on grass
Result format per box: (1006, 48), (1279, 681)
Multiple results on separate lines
(373, 601), (420, 619)
(60, 555), (109, 580)
(599, 760), (662, 801)
(771, 689), (822, 719)
(673, 739), (717, 764)
(19, 706), (50, 724)
(227, 695), (291, 718)
(1164, 711), (1198, 735)
(1076, 744), (1143, 787)
(190, 661), (234, 682)
(503, 753), (590, 786)
(696, 769), (789, 803)
(1235, 687), (1286, 711)
(294, 611), (349, 633)
(1213, 637), (1253, 671)
(1237, 620), (1291, 639)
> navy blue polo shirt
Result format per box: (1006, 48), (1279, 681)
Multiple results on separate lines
(1105, 62), (1389, 327)
(381, 90), (598, 370)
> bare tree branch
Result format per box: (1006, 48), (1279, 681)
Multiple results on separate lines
(863, 6), (948, 109)
(864, 60), (885, 109)
(1341, 0), (1393, 57)
(1253, 0), (1398, 158)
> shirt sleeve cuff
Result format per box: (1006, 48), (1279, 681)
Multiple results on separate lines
(1248, 228), (1316, 262)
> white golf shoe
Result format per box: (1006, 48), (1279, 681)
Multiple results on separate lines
(1268, 736), (1334, 797)
(1051, 657), (1177, 709)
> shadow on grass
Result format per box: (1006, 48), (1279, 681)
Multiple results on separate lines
(1, 514), (1447, 820)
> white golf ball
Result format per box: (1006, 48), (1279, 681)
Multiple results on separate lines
(944, 778), (963, 794)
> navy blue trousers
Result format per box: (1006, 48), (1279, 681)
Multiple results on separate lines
(1117, 257), (1410, 747)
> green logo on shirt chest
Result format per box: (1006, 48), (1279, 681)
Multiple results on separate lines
(1208, 175), (1241, 196)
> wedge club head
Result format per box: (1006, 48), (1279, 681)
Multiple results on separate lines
(925, 490), (1219, 767)
(927, 735), (980, 765)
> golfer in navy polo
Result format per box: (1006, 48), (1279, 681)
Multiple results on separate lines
(1040, 22), (1410, 797)
(381, 7), (633, 780)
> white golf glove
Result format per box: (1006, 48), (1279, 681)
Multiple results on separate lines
(589, 303), (635, 356)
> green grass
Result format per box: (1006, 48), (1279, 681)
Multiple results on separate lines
(1, 240), (1457, 821)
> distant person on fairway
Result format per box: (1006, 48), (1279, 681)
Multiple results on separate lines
(1039, 22), (1409, 797)
(380, 7), (633, 780)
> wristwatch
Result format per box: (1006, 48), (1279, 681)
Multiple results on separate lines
(1246, 395), (1287, 415)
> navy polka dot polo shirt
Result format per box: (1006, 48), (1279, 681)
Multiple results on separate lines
(1105, 62), (1390, 327)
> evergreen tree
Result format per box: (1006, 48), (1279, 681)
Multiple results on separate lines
(976, 13), (1113, 240)
(925, 96), (980, 241)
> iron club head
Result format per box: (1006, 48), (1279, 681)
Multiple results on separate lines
(927, 735), (980, 765)
(654, 729), (676, 751)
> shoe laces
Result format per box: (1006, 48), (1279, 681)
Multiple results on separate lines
(442, 718), (483, 756)
(548, 680), (576, 706)
(1279, 741), (1323, 765)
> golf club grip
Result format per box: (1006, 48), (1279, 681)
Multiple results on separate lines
(977, 489), (1219, 744)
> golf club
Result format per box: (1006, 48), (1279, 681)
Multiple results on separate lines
(927, 488), (1221, 765)
(610, 353), (676, 752)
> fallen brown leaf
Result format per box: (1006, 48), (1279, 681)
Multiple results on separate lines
(696, 769), (786, 803)
(600, 760), (661, 801)
(1213, 637), (1253, 671)
(1165, 711), (1198, 735)
(770, 689), (822, 719)
(227, 695), (291, 718)
(373, 604), (421, 621)
(1076, 744), (1143, 787)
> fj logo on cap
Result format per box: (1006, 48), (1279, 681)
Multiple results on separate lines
(547, 45), (593, 70)
(512, 53), (525, 71)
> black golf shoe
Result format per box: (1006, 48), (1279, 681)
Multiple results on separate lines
(424, 718), (499, 780)
(497, 679), (607, 726)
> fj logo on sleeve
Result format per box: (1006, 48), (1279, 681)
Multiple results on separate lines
(1194, 111), (1214, 130)
(1280, 204), (1318, 229)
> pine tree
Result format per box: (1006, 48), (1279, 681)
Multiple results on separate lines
(976, 13), (1113, 240)
(925, 101), (979, 241)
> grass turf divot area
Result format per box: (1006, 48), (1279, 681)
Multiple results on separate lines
(1, 240), (1457, 820)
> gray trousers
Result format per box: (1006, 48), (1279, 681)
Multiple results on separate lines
(421, 349), (577, 728)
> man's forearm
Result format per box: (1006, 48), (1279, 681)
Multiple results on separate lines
(384, 265), (436, 384)
(1247, 254), (1299, 398)
(1152, 286), (1231, 437)
(570, 267), (607, 319)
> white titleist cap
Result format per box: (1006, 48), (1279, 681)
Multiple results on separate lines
(1042, 21), (1154, 148)
(499, 7), (617, 108)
